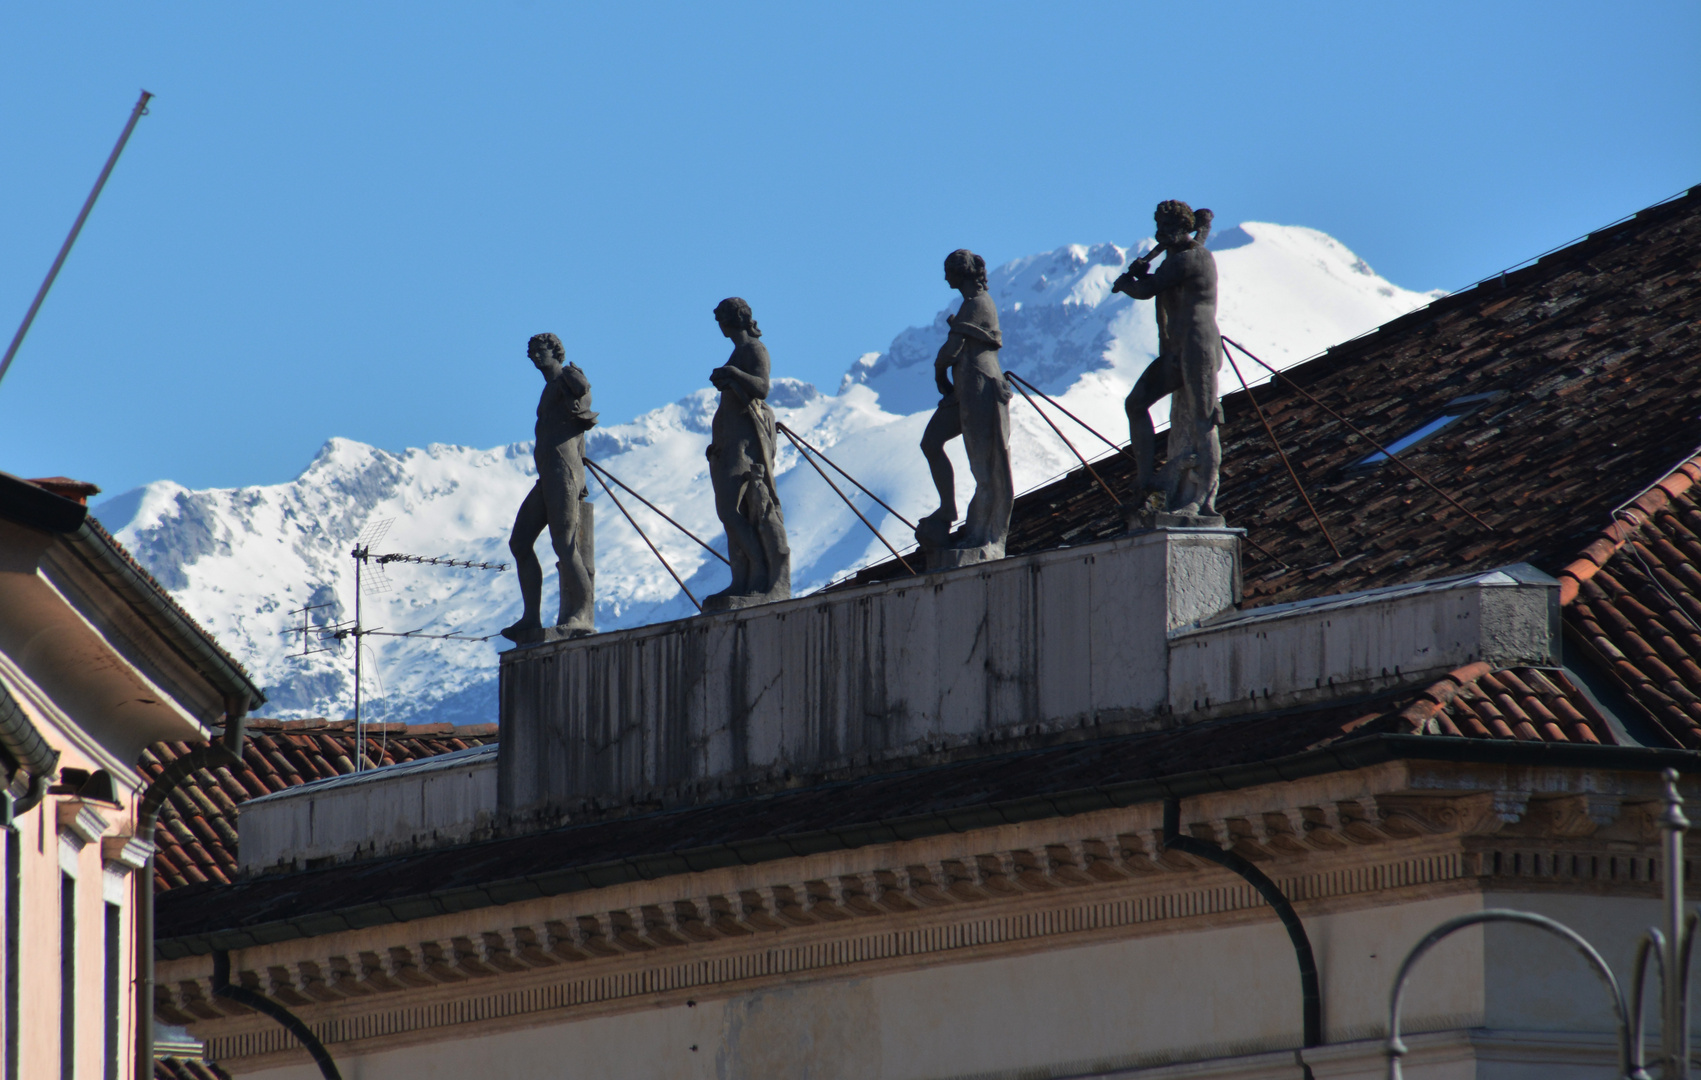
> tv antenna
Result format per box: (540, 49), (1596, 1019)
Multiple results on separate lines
(283, 517), (509, 770)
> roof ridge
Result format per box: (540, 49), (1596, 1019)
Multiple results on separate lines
(1558, 453), (1701, 605)
(1392, 660), (1495, 732)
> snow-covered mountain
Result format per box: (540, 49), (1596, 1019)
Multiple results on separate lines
(100, 223), (1442, 725)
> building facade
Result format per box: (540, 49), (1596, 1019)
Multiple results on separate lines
(0, 473), (261, 1080)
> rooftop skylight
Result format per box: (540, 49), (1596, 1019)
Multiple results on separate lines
(1355, 393), (1500, 467)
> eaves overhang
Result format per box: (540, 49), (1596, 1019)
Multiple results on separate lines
(154, 733), (1701, 960)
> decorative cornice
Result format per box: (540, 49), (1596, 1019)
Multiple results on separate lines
(102, 834), (155, 872)
(163, 780), (1681, 1070)
(56, 798), (109, 846)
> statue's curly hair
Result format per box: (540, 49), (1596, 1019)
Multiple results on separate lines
(944, 249), (988, 289)
(528, 332), (565, 363)
(714, 297), (762, 338)
(1154, 200), (1196, 236)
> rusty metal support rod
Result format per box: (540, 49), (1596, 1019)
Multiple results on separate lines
(1223, 350), (1343, 560)
(775, 423), (916, 530)
(2, 90), (153, 391)
(1004, 371), (1136, 464)
(778, 425), (916, 575)
(1007, 378), (1122, 507)
(588, 460), (702, 612)
(586, 457), (729, 565)
(1221, 336), (1494, 533)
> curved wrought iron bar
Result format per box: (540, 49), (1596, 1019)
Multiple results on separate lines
(213, 951), (342, 1080)
(1385, 909), (1631, 1080)
(1162, 800), (1320, 1049)
(1630, 929), (1665, 1079)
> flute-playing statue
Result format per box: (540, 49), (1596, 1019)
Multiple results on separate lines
(1113, 201), (1225, 528)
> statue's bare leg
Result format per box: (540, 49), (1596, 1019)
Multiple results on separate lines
(543, 471), (594, 633)
(503, 483), (548, 638)
(1124, 360), (1181, 498)
(917, 397), (962, 546)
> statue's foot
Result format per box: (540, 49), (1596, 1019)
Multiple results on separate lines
(500, 616), (543, 644)
(914, 510), (956, 551)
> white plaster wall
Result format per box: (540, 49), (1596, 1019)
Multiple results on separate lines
(225, 891), (1649, 1080)
(1168, 571), (1558, 714)
(239, 755), (497, 873)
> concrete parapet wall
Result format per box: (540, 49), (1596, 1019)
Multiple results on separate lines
(1169, 565), (1561, 718)
(240, 745), (497, 873)
(499, 529), (1241, 815)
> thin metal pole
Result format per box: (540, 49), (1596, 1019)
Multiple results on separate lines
(1006, 378), (1122, 507)
(588, 464), (702, 612)
(777, 425), (917, 575)
(1222, 349), (1343, 560)
(1221, 336), (1495, 533)
(1659, 768), (1690, 1078)
(353, 548), (363, 771)
(775, 423), (916, 531)
(585, 457), (728, 565)
(0, 90), (153, 391)
(1004, 371), (1135, 465)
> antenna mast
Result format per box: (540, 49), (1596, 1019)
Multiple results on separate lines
(0, 90), (154, 391)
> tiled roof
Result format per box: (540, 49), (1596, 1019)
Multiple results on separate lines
(143, 719), (497, 892)
(845, 186), (1701, 602)
(154, 1057), (230, 1080)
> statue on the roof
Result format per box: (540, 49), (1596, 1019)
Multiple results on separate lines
(915, 249), (1015, 569)
(502, 332), (598, 644)
(1113, 201), (1225, 529)
(704, 297), (791, 610)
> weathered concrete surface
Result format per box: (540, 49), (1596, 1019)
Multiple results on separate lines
(1169, 564), (1561, 718)
(239, 744), (497, 873)
(499, 529), (1241, 815)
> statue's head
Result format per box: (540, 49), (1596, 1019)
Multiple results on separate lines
(944, 249), (988, 292)
(714, 297), (761, 339)
(527, 333), (565, 367)
(1154, 200), (1196, 242)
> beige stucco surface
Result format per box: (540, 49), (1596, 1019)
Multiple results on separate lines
(224, 891), (1657, 1080)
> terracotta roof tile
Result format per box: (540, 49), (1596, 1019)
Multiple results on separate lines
(154, 1057), (230, 1080)
(144, 719), (497, 892)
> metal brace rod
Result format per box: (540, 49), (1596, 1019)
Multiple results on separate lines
(585, 457), (729, 565)
(777, 424), (916, 575)
(588, 459), (702, 611)
(1221, 336), (1495, 533)
(1006, 378), (1122, 507)
(775, 423), (916, 530)
(1004, 370), (1135, 465)
(1222, 349), (1343, 560)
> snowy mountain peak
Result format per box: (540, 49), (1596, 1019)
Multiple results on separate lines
(100, 221), (1440, 726)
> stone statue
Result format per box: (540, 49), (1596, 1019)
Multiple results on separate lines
(501, 333), (597, 643)
(915, 249), (1014, 568)
(1113, 201), (1225, 528)
(704, 298), (791, 610)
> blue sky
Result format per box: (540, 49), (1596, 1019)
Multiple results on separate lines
(2, 3), (1697, 497)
